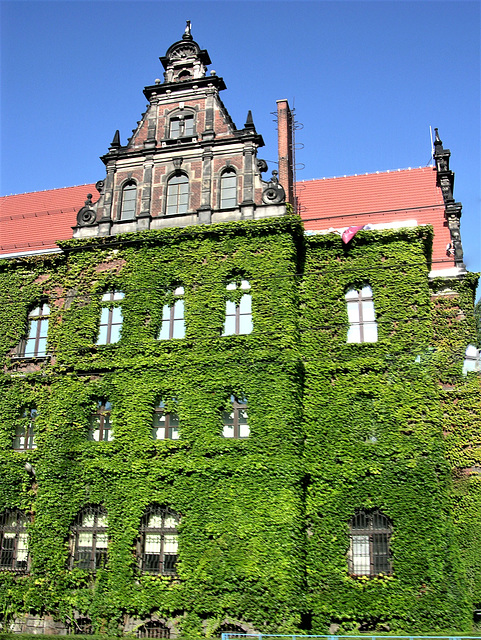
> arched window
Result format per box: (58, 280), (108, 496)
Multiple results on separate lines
(166, 174), (189, 215)
(222, 395), (249, 439)
(152, 399), (179, 440)
(0, 509), (29, 572)
(18, 302), (50, 357)
(348, 510), (392, 576)
(96, 290), (124, 345)
(158, 287), (185, 340)
(345, 286), (378, 343)
(138, 506), (179, 575)
(70, 505), (108, 571)
(223, 280), (252, 335)
(220, 169), (237, 209)
(169, 114), (194, 138)
(120, 181), (137, 220)
(89, 400), (113, 442)
(137, 620), (170, 639)
(13, 407), (37, 451)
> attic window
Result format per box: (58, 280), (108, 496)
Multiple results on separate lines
(120, 181), (137, 220)
(169, 115), (194, 139)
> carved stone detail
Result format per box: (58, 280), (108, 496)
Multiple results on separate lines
(262, 170), (286, 205)
(76, 194), (97, 227)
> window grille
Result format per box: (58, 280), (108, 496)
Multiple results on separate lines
(70, 506), (108, 571)
(169, 115), (194, 139)
(120, 181), (137, 220)
(137, 621), (170, 639)
(13, 407), (37, 451)
(69, 616), (93, 635)
(18, 303), (50, 357)
(89, 400), (113, 442)
(220, 169), (237, 208)
(96, 290), (124, 345)
(152, 400), (180, 440)
(166, 175), (189, 215)
(158, 287), (185, 340)
(345, 286), (378, 343)
(348, 510), (392, 576)
(0, 509), (29, 572)
(222, 396), (250, 439)
(223, 280), (252, 335)
(139, 506), (179, 575)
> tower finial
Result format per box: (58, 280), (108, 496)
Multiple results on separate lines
(183, 20), (192, 40)
(110, 130), (121, 149)
(244, 110), (255, 130)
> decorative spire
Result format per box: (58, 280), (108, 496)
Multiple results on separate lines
(183, 20), (193, 41)
(244, 110), (255, 131)
(110, 130), (121, 149)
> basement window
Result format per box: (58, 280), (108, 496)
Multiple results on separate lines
(222, 395), (250, 438)
(137, 621), (170, 639)
(345, 286), (378, 343)
(139, 506), (179, 575)
(0, 509), (29, 572)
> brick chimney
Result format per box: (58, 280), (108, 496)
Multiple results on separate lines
(276, 99), (295, 207)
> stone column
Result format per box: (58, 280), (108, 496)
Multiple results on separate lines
(138, 154), (154, 230)
(98, 163), (115, 235)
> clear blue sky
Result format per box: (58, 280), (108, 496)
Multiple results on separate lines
(1, 1), (480, 293)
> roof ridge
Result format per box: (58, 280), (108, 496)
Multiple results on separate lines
(0, 183), (96, 198)
(296, 165), (434, 184)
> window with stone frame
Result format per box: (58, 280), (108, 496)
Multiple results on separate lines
(17, 302), (50, 357)
(169, 114), (194, 139)
(158, 287), (185, 340)
(220, 168), (237, 209)
(138, 506), (179, 575)
(120, 181), (137, 220)
(222, 395), (250, 438)
(166, 174), (189, 215)
(345, 286), (378, 343)
(0, 509), (29, 572)
(348, 510), (392, 576)
(223, 280), (252, 336)
(13, 407), (37, 451)
(70, 505), (108, 571)
(152, 399), (180, 440)
(96, 290), (124, 345)
(88, 400), (113, 442)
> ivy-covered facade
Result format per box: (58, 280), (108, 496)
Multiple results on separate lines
(0, 27), (480, 636)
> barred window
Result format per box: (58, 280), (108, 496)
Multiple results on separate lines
(137, 620), (170, 638)
(18, 303), (50, 357)
(0, 509), (29, 572)
(139, 506), (179, 575)
(96, 290), (124, 345)
(158, 287), (185, 340)
(222, 395), (250, 439)
(68, 616), (93, 636)
(348, 510), (392, 576)
(89, 400), (113, 442)
(13, 407), (37, 451)
(121, 181), (137, 220)
(345, 286), (378, 343)
(223, 280), (252, 336)
(152, 400), (179, 440)
(166, 174), (189, 215)
(220, 169), (237, 208)
(70, 506), (108, 571)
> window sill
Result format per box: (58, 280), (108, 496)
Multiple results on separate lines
(10, 354), (51, 362)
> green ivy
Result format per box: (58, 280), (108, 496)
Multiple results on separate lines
(0, 217), (479, 634)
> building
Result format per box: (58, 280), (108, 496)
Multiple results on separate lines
(0, 27), (480, 635)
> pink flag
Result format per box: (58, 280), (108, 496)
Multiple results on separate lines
(342, 225), (366, 244)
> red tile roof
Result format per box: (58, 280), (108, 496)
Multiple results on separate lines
(0, 168), (453, 270)
(0, 184), (96, 255)
(297, 166), (453, 268)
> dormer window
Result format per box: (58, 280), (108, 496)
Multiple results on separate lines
(169, 115), (194, 139)
(120, 181), (137, 220)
